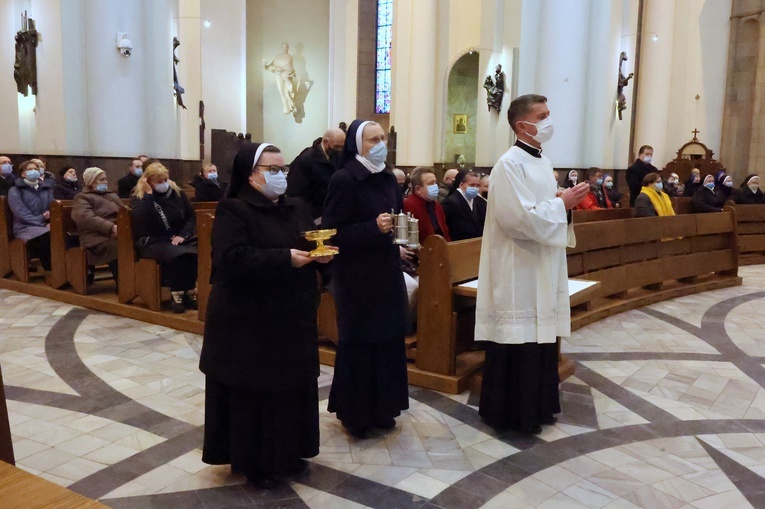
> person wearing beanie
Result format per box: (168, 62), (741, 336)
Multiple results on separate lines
(72, 167), (123, 289)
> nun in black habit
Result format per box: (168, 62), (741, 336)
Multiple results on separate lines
(199, 142), (332, 487)
(322, 119), (410, 438)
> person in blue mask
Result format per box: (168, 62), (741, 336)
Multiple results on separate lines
(200, 142), (332, 488)
(72, 167), (123, 288)
(130, 162), (198, 313)
(692, 174), (726, 213)
(575, 167), (613, 210)
(442, 170), (486, 240)
(191, 163), (226, 202)
(7, 160), (55, 271)
(117, 158), (144, 198)
(403, 167), (451, 244)
(322, 119), (410, 439)
(0, 156), (15, 196)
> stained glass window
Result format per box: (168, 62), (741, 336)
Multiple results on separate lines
(375, 0), (393, 114)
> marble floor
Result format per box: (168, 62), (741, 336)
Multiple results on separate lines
(3, 266), (765, 508)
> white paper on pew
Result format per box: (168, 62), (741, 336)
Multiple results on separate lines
(457, 278), (597, 297)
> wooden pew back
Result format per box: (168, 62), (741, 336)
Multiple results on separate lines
(672, 196), (694, 214)
(729, 203), (765, 264)
(572, 208), (633, 223)
(416, 235), (481, 375)
(195, 209), (215, 321)
(0, 197), (12, 277)
(49, 200), (79, 290)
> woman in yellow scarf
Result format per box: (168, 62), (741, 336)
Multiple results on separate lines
(635, 173), (675, 217)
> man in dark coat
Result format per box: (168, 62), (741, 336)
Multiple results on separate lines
(190, 164), (226, 202)
(323, 119), (410, 438)
(442, 171), (486, 241)
(626, 144), (658, 207)
(117, 158), (144, 198)
(286, 128), (345, 222)
(200, 142), (330, 487)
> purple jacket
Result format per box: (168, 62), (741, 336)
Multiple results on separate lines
(7, 177), (54, 241)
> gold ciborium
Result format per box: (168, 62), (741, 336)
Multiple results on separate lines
(303, 229), (339, 257)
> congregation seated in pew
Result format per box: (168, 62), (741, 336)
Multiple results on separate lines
(7, 160), (54, 271)
(692, 174), (727, 213)
(130, 162), (198, 313)
(575, 167), (613, 210)
(731, 174), (764, 204)
(71, 167), (123, 288)
(0, 156), (14, 197)
(53, 166), (82, 200)
(634, 172), (675, 217)
(716, 171), (735, 201)
(603, 174), (623, 208)
(191, 164), (227, 202)
(403, 167), (451, 244)
(441, 170), (486, 241)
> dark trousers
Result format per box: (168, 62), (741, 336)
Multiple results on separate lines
(479, 342), (560, 432)
(160, 254), (197, 292)
(26, 232), (51, 271)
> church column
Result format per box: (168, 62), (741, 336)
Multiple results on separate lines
(328, 0), (358, 127)
(634, 0), (676, 166)
(391, 0), (438, 166)
(175, 0), (203, 160)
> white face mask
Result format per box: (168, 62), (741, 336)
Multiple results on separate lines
(642, 155), (652, 164)
(749, 184), (760, 193)
(522, 117), (554, 144)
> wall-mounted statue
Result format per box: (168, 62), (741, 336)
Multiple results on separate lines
(483, 64), (505, 113)
(264, 43), (299, 115)
(14, 11), (39, 96)
(173, 37), (186, 109)
(617, 51), (633, 121)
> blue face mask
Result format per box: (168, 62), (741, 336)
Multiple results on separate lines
(1, 164), (12, 175)
(426, 183), (439, 201)
(724, 180), (733, 188)
(207, 172), (218, 181)
(705, 182), (715, 190)
(154, 181), (170, 194)
(605, 182), (613, 189)
(257, 170), (288, 200)
(366, 142), (388, 167)
(654, 182), (663, 192)
(465, 187), (479, 200)
(596, 178), (603, 186)
(96, 183), (108, 193)
(25, 170), (40, 182)
(134, 167), (143, 177)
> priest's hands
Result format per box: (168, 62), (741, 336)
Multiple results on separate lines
(559, 183), (589, 209)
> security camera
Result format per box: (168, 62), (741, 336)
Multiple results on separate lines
(117, 33), (133, 58)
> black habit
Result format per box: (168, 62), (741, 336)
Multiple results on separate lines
(322, 120), (409, 433)
(732, 175), (765, 204)
(0, 174), (14, 196)
(199, 181), (321, 478)
(441, 190), (486, 241)
(692, 186), (726, 213)
(625, 159), (658, 207)
(53, 179), (81, 200)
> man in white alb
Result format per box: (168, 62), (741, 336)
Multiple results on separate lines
(475, 94), (588, 434)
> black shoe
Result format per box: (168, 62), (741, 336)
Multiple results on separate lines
(170, 292), (185, 314)
(183, 291), (198, 310)
(342, 422), (369, 439)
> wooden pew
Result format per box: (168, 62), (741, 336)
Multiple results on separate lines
(118, 202), (216, 312)
(729, 203), (765, 265)
(572, 208), (633, 223)
(414, 235), (484, 392)
(117, 206), (163, 311)
(0, 197), (12, 277)
(195, 209), (214, 321)
(567, 210), (740, 329)
(49, 200), (91, 294)
(672, 196), (694, 214)
(2, 195), (36, 283)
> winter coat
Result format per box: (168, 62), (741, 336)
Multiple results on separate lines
(129, 188), (197, 263)
(7, 178), (54, 241)
(287, 137), (339, 219)
(72, 189), (123, 250)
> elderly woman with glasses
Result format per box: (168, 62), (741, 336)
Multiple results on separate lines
(199, 142), (332, 488)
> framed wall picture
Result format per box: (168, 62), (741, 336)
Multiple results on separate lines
(453, 114), (467, 134)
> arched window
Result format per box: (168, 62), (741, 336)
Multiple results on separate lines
(375, 0), (393, 114)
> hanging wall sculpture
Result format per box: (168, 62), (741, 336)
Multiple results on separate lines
(617, 51), (633, 120)
(173, 37), (186, 109)
(483, 65), (505, 113)
(14, 11), (39, 96)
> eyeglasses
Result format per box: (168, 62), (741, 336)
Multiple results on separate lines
(363, 136), (386, 144)
(255, 164), (290, 175)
